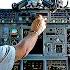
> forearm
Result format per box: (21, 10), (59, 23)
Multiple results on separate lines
(15, 15), (47, 61)
(15, 32), (38, 61)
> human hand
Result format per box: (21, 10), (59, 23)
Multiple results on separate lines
(31, 15), (47, 35)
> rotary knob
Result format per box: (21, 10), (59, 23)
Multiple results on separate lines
(26, 17), (29, 21)
(12, 3), (18, 10)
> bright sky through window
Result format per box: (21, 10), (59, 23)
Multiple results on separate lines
(0, 0), (70, 9)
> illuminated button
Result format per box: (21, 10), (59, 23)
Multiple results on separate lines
(2, 20), (4, 23)
(26, 17), (29, 21)
(32, 65), (34, 67)
(19, 17), (22, 21)
(56, 38), (60, 42)
(62, 19), (65, 23)
(4, 38), (7, 42)
(11, 20), (13, 23)
(52, 19), (55, 23)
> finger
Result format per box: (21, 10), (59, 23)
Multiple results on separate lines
(38, 15), (44, 20)
(44, 17), (47, 22)
(35, 15), (43, 20)
(42, 18), (47, 27)
(43, 17), (47, 26)
(35, 14), (42, 18)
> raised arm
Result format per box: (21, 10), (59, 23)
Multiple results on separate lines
(15, 15), (47, 61)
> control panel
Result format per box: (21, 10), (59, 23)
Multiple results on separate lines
(47, 60), (67, 70)
(0, 9), (70, 70)
(23, 60), (43, 70)
(12, 60), (20, 70)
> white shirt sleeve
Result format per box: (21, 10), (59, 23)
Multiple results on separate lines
(0, 45), (16, 70)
